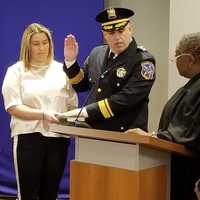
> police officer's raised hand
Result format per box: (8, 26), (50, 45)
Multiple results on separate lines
(64, 34), (79, 61)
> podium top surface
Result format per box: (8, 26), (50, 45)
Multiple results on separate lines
(49, 123), (193, 157)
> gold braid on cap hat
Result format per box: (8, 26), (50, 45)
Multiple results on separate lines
(102, 18), (129, 26)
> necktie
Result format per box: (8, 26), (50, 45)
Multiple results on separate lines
(107, 52), (114, 66)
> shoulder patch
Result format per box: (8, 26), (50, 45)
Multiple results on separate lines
(141, 61), (155, 80)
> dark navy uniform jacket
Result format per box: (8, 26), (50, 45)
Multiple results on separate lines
(63, 38), (155, 132)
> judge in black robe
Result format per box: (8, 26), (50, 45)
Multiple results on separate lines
(158, 32), (200, 200)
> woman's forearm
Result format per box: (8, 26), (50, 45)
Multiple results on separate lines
(7, 105), (43, 120)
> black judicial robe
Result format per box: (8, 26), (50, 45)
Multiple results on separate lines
(158, 73), (200, 200)
(158, 73), (200, 153)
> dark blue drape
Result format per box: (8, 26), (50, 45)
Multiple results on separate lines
(0, 1), (103, 198)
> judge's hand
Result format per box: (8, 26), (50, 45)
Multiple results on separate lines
(64, 34), (79, 62)
(125, 128), (157, 137)
(195, 179), (200, 200)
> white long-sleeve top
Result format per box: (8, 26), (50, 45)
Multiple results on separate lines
(2, 60), (78, 137)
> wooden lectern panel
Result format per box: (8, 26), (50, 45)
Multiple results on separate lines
(70, 161), (167, 200)
(139, 164), (167, 200)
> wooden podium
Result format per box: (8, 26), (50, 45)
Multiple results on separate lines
(49, 124), (192, 200)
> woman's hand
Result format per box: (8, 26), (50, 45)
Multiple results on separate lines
(43, 111), (59, 123)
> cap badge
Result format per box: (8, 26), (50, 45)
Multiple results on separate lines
(107, 8), (117, 20)
(116, 67), (127, 78)
(141, 61), (155, 80)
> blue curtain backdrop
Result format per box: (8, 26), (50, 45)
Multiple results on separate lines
(0, 1), (103, 198)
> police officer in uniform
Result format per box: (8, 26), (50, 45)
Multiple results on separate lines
(63, 7), (156, 132)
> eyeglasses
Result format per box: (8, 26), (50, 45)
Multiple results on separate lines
(170, 53), (192, 62)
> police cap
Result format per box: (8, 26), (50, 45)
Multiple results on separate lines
(96, 7), (135, 32)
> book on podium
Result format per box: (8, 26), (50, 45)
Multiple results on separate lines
(55, 113), (91, 128)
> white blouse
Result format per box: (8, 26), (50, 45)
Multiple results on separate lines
(2, 60), (78, 137)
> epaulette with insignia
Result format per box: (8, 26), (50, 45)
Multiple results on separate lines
(137, 46), (147, 51)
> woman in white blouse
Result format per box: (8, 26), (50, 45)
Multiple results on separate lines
(2, 23), (78, 200)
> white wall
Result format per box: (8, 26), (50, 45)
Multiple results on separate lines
(169, 0), (200, 97)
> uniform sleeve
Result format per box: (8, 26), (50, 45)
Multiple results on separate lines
(2, 66), (23, 110)
(63, 58), (90, 92)
(86, 61), (155, 121)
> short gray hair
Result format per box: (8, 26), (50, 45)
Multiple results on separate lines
(176, 32), (200, 61)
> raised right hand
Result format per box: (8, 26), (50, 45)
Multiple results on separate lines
(64, 34), (79, 61)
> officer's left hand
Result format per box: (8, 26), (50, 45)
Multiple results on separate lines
(58, 108), (88, 118)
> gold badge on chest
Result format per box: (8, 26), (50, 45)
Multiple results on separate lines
(116, 67), (127, 78)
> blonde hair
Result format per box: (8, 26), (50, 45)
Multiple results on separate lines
(176, 32), (200, 61)
(19, 23), (54, 69)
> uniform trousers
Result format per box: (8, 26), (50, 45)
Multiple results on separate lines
(13, 132), (69, 200)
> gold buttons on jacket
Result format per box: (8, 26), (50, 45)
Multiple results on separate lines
(97, 88), (102, 93)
